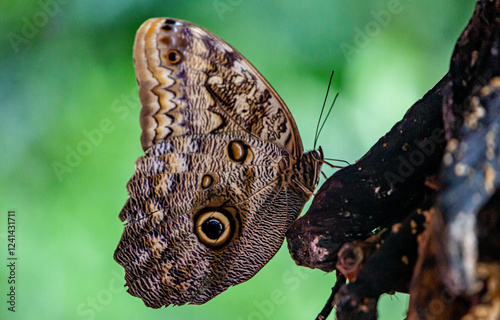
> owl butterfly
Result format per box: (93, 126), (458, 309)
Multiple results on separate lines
(113, 18), (323, 308)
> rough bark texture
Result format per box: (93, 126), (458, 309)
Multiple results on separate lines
(286, 77), (446, 272)
(286, 1), (500, 319)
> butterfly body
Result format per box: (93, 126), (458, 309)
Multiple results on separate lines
(114, 18), (322, 308)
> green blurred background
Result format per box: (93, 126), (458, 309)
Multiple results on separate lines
(0, 0), (475, 319)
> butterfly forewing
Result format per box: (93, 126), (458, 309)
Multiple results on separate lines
(133, 18), (303, 157)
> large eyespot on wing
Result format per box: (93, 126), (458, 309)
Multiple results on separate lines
(133, 18), (303, 158)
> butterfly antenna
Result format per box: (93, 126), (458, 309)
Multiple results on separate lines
(314, 71), (335, 150)
(316, 92), (339, 145)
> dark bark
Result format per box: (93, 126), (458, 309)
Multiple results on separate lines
(285, 1), (500, 319)
(438, 0), (500, 295)
(315, 271), (346, 320)
(286, 73), (447, 272)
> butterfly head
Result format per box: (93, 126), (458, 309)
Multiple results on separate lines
(287, 147), (324, 199)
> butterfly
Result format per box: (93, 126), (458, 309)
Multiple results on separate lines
(113, 17), (323, 308)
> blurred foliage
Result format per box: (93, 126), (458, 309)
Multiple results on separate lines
(0, 0), (475, 319)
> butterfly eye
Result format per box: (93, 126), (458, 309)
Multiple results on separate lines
(166, 50), (181, 64)
(194, 211), (234, 247)
(227, 141), (249, 164)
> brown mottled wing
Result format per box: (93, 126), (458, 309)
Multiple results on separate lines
(133, 18), (303, 158)
(113, 18), (319, 308)
(114, 135), (307, 307)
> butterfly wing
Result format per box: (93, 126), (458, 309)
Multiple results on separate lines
(133, 18), (303, 157)
(114, 18), (316, 308)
